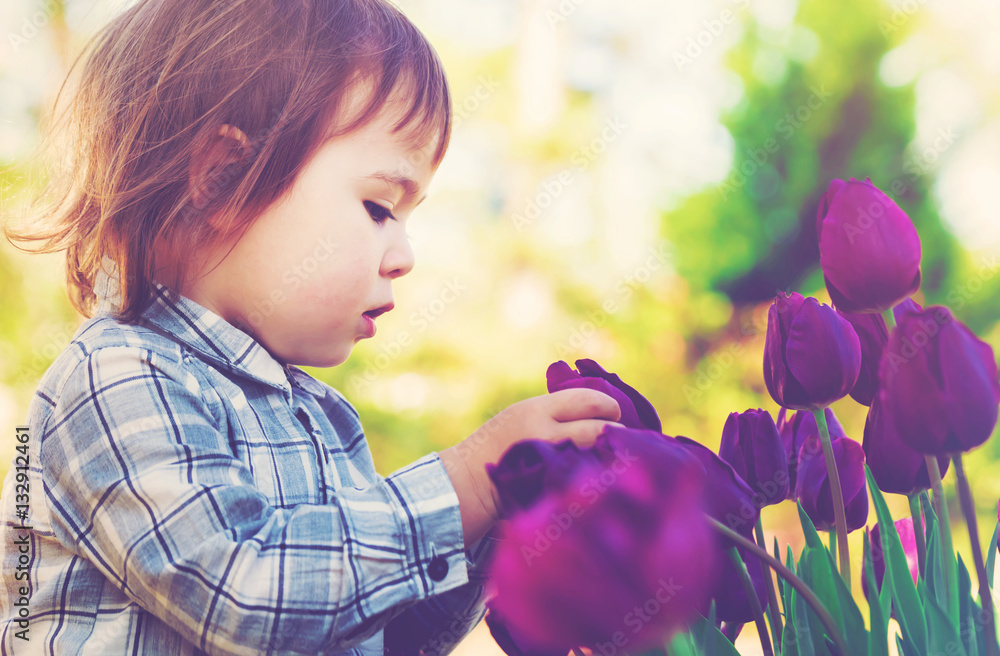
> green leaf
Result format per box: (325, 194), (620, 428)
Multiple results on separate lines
(987, 518), (999, 591)
(797, 501), (824, 550)
(690, 615), (740, 656)
(957, 554), (979, 656)
(701, 600), (717, 652)
(866, 465), (928, 651)
(791, 585), (818, 656)
(896, 632), (923, 656)
(864, 531), (890, 656)
(774, 537), (786, 605)
(925, 591), (967, 656)
(665, 631), (698, 656)
(797, 547), (845, 639)
(924, 511), (947, 612)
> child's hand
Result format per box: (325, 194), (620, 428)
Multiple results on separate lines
(439, 389), (622, 547)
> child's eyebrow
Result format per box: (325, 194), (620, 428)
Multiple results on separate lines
(363, 171), (427, 206)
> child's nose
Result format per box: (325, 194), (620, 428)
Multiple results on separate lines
(381, 234), (415, 279)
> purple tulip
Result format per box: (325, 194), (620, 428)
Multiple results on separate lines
(796, 433), (868, 532)
(763, 292), (862, 411)
(776, 407), (847, 496)
(719, 409), (790, 508)
(817, 177), (922, 313)
(673, 436), (768, 623)
(487, 439), (598, 517)
(837, 309), (888, 406)
(878, 300), (1000, 454)
(488, 433), (718, 654)
(863, 392), (949, 496)
(547, 359), (661, 431)
(863, 518), (919, 599)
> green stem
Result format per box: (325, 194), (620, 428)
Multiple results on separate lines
(755, 517), (783, 653)
(814, 408), (851, 592)
(729, 547), (775, 656)
(952, 453), (999, 656)
(882, 308), (897, 329)
(926, 454), (959, 626)
(709, 517), (850, 656)
(908, 492), (927, 579)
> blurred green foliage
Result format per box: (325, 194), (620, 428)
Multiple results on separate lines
(1, 2), (998, 625)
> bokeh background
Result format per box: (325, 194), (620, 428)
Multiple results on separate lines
(2, 0), (1000, 654)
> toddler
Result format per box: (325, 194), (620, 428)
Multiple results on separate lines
(0, 0), (621, 654)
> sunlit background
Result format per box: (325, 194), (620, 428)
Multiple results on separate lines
(3, 0), (1000, 653)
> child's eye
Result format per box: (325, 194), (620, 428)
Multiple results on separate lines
(364, 201), (396, 224)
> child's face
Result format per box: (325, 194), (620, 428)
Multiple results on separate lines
(182, 98), (438, 367)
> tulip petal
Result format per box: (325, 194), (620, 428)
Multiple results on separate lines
(796, 435), (867, 531)
(938, 319), (1000, 452)
(575, 358), (662, 431)
(764, 293), (811, 408)
(838, 309), (889, 406)
(818, 179), (922, 313)
(784, 298), (861, 408)
(880, 314), (952, 453)
(546, 360), (655, 430)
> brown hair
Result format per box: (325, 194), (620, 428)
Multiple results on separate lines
(2, 0), (451, 323)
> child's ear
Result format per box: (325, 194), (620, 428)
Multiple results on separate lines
(188, 123), (252, 212)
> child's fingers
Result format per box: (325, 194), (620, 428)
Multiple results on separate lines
(551, 419), (621, 448)
(548, 388), (622, 423)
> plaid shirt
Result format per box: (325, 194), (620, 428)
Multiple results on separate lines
(0, 259), (498, 655)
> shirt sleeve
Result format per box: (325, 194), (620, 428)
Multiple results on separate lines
(382, 523), (502, 655)
(39, 344), (472, 656)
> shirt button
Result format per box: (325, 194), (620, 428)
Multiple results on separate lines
(428, 556), (448, 582)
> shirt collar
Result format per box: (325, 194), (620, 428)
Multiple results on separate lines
(93, 255), (328, 399)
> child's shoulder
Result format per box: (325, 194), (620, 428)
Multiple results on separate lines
(67, 313), (187, 363)
(38, 314), (187, 394)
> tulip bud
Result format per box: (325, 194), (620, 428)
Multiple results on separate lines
(878, 302), (1000, 454)
(862, 393), (949, 496)
(817, 177), (922, 313)
(863, 518), (919, 599)
(547, 359), (661, 431)
(763, 292), (862, 410)
(837, 309), (888, 406)
(777, 407), (846, 496)
(796, 433), (868, 532)
(719, 409), (789, 508)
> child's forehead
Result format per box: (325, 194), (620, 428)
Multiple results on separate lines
(321, 74), (447, 163)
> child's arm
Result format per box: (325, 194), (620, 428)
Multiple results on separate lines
(45, 344), (603, 655)
(438, 388), (622, 546)
(379, 389), (621, 654)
